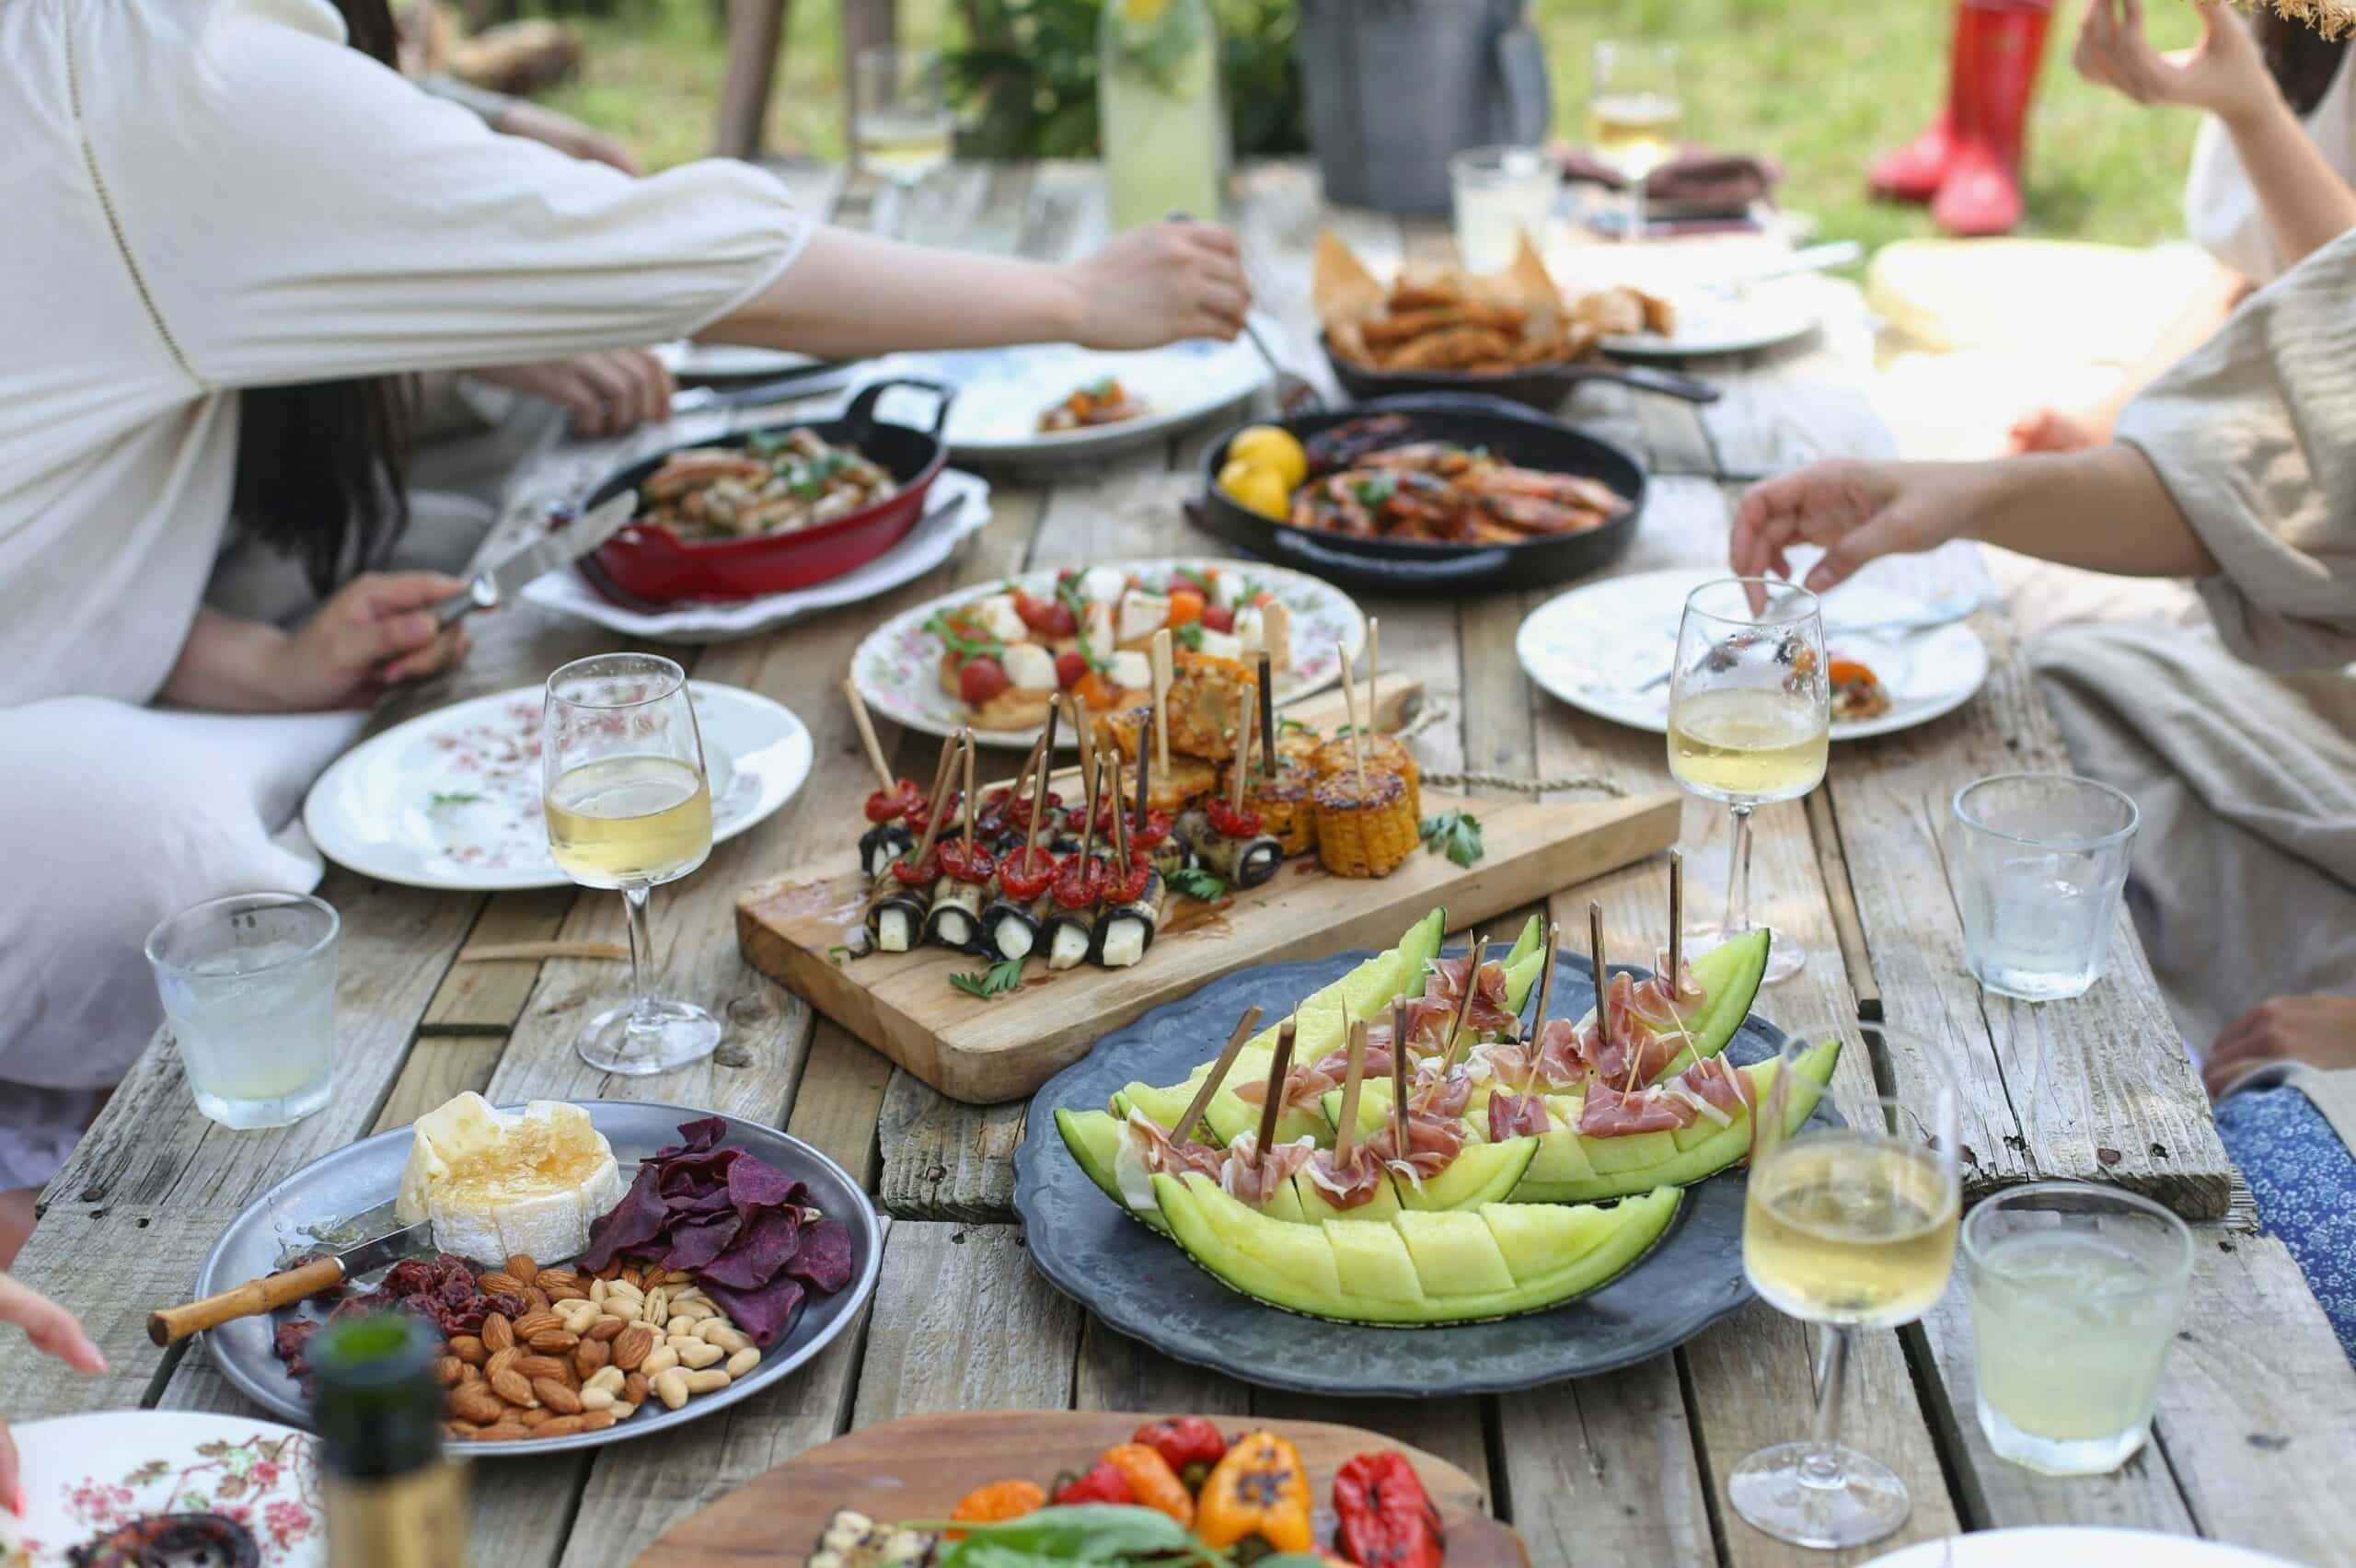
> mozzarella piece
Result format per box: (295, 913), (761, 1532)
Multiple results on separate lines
(1194, 628), (1244, 662)
(395, 1094), (625, 1265)
(1048, 923), (1092, 970)
(876, 907), (913, 952)
(934, 907), (973, 946)
(1079, 566), (1128, 605)
(1099, 919), (1146, 967)
(1116, 590), (1171, 644)
(996, 918), (1034, 961)
(1084, 599), (1116, 655)
(1001, 641), (1058, 692)
(1107, 649), (1151, 691)
(967, 593), (1027, 644)
(1231, 605), (1265, 651)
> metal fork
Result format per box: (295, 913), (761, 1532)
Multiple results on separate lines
(1169, 207), (1322, 416)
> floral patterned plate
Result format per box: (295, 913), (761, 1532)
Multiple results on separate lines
(851, 557), (1367, 749)
(0, 1411), (323, 1567)
(302, 682), (813, 892)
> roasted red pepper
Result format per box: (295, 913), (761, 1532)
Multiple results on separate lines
(1205, 799), (1264, 839)
(890, 847), (941, 887)
(1049, 1458), (1133, 1506)
(863, 779), (923, 824)
(1131, 1416), (1229, 1491)
(997, 845), (1057, 901)
(1105, 855), (1155, 904)
(1006, 790), (1063, 834)
(1051, 854), (1098, 911)
(1127, 807), (1173, 853)
(937, 839), (996, 884)
(1333, 1451), (1443, 1568)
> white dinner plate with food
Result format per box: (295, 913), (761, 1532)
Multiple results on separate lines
(1600, 280), (1820, 359)
(1516, 567), (1988, 741)
(1862, 1528), (2299, 1568)
(851, 557), (1365, 748)
(892, 316), (1276, 462)
(656, 340), (828, 382)
(0, 1411), (326, 1567)
(304, 682), (812, 891)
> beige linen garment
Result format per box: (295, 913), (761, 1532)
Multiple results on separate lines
(0, 0), (810, 1187)
(2047, 228), (2356, 1051)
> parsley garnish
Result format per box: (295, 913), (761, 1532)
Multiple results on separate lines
(1167, 865), (1230, 901)
(1172, 623), (1205, 651)
(949, 958), (1026, 999)
(1057, 578), (1109, 673)
(1351, 475), (1398, 509)
(826, 943), (856, 966)
(745, 429), (791, 458)
(1419, 810), (1486, 869)
(786, 449), (852, 501)
(1278, 716), (1312, 736)
(1085, 375), (1119, 399)
(428, 790), (481, 808)
(1173, 565), (1218, 597)
(924, 610), (1004, 663)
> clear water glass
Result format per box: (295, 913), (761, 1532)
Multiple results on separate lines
(1951, 773), (2138, 1001)
(1448, 145), (1561, 272)
(145, 893), (339, 1130)
(853, 46), (954, 188)
(1962, 1182), (2192, 1475)
(1589, 40), (1682, 241)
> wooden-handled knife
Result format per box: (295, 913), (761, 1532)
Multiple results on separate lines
(147, 1219), (434, 1346)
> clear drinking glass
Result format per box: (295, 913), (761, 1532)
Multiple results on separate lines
(1667, 578), (1829, 985)
(1961, 1182), (2192, 1475)
(1448, 144), (1561, 272)
(853, 46), (955, 187)
(542, 653), (719, 1077)
(145, 893), (340, 1129)
(1735, 1021), (1962, 1550)
(1951, 772), (2139, 1001)
(1589, 40), (1682, 242)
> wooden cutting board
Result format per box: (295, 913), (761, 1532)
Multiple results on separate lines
(636, 1409), (1529, 1566)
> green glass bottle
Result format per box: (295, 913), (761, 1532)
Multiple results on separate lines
(310, 1314), (469, 1568)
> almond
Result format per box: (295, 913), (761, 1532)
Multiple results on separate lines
(489, 1368), (538, 1408)
(512, 1309), (563, 1339)
(431, 1355), (465, 1389)
(524, 1287), (552, 1314)
(484, 1347), (522, 1384)
(612, 1324), (656, 1371)
(527, 1329), (580, 1354)
(448, 1386), (504, 1425)
(543, 1283), (588, 1303)
(619, 1264), (643, 1288)
(532, 1378), (583, 1414)
(447, 1334), (488, 1366)
(476, 1422), (531, 1442)
(458, 1364), (482, 1384)
(623, 1371), (649, 1406)
(534, 1266), (580, 1291)
(503, 1253), (539, 1287)
(585, 1316), (625, 1343)
(476, 1271), (525, 1298)
(537, 1415), (587, 1438)
(594, 1259), (623, 1281)
(572, 1339), (608, 1379)
(514, 1354), (571, 1383)
(480, 1314), (515, 1354)
(517, 1405), (550, 1427)
(580, 1411), (617, 1433)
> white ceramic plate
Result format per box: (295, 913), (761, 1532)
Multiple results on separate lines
(1861, 1528), (2297, 1568)
(0, 1411), (326, 1566)
(853, 558), (1366, 748)
(303, 682), (812, 891)
(1517, 568), (1988, 741)
(657, 340), (826, 381)
(1600, 280), (1820, 358)
(893, 317), (1275, 462)
(520, 469), (993, 644)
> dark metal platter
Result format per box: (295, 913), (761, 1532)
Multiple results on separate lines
(1015, 949), (1835, 1397)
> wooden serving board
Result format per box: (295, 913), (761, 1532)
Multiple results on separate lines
(637, 1409), (1529, 1566)
(738, 680), (1678, 1101)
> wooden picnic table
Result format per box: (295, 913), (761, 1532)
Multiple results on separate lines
(14, 160), (2355, 1566)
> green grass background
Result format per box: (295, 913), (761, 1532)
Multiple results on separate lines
(538, 0), (2212, 248)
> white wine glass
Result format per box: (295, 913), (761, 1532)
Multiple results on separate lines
(1589, 40), (1681, 243)
(1667, 578), (1828, 985)
(853, 46), (954, 189)
(542, 652), (719, 1077)
(1735, 1020), (1961, 1549)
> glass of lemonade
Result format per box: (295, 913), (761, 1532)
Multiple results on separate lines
(146, 893), (339, 1129)
(1952, 772), (2139, 1001)
(852, 47), (955, 188)
(542, 652), (719, 1076)
(1734, 1020), (1961, 1549)
(1589, 40), (1682, 242)
(1448, 145), (1561, 273)
(1668, 578), (1829, 985)
(1962, 1182), (2192, 1475)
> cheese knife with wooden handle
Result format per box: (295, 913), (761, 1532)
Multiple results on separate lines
(147, 1218), (435, 1346)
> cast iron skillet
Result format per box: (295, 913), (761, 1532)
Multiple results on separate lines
(1189, 392), (1646, 598)
(1321, 331), (1719, 410)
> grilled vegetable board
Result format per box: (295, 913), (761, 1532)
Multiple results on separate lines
(636, 1410), (1530, 1567)
(738, 679), (1681, 1102)
(1013, 920), (1841, 1395)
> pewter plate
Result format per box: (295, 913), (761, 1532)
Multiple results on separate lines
(1015, 951), (1832, 1397)
(193, 1101), (882, 1456)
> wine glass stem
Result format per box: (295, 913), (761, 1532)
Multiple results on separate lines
(1627, 180), (1646, 243)
(1805, 1323), (1854, 1488)
(621, 882), (658, 1029)
(1723, 802), (1756, 937)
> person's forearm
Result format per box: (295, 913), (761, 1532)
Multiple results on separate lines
(160, 607), (297, 712)
(2221, 95), (2356, 266)
(1965, 447), (2220, 577)
(700, 227), (1085, 358)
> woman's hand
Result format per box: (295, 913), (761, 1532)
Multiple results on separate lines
(2204, 994), (2356, 1097)
(2, 1273), (107, 1516)
(1730, 459), (1992, 594)
(476, 350), (676, 436)
(2074, 0), (2278, 124)
(1068, 221), (1253, 349)
(492, 100), (641, 175)
(2005, 405), (2111, 455)
(277, 573), (475, 709)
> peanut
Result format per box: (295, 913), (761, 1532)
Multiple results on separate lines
(612, 1325), (657, 1370)
(585, 1366), (627, 1396)
(664, 1314), (700, 1336)
(504, 1253), (539, 1287)
(489, 1368), (537, 1408)
(642, 1287), (669, 1325)
(724, 1346), (760, 1378)
(447, 1334), (489, 1366)
(579, 1386), (617, 1412)
(664, 1268), (696, 1286)
(557, 1299), (600, 1334)
(639, 1343), (679, 1378)
(680, 1368), (731, 1395)
(527, 1329), (580, 1354)
(449, 1386), (505, 1425)
(588, 1278), (608, 1306)
(614, 1401), (639, 1421)
(673, 1339), (723, 1371)
(480, 1315), (516, 1354)
(604, 1298), (642, 1323)
(606, 1277), (642, 1300)
(652, 1369), (688, 1411)
(698, 1323), (749, 1354)
(532, 1378), (583, 1415)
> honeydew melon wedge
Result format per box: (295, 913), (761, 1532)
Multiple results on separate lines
(1507, 1037), (1842, 1204)
(1647, 929), (1773, 1083)
(1056, 1108), (1310, 1231)
(1151, 1171), (1680, 1325)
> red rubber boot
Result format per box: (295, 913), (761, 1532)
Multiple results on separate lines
(1868, 2), (1978, 204)
(1932, 0), (2055, 236)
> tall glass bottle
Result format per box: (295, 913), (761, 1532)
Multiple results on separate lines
(311, 1314), (469, 1568)
(1100, 0), (1227, 230)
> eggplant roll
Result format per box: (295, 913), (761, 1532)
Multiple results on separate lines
(1091, 869), (1166, 968)
(981, 886), (1054, 963)
(1174, 808), (1284, 890)
(858, 822), (915, 881)
(1043, 905), (1096, 971)
(924, 875), (988, 951)
(863, 876), (929, 954)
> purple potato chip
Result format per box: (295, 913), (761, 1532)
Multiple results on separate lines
(725, 1155), (809, 1215)
(782, 1220), (856, 1294)
(577, 1166), (670, 1273)
(699, 1205), (802, 1290)
(658, 1213), (744, 1273)
(674, 1116), (729, 1153)
(699, 1276), (806, 1348)
(655, 1147), (741, 1199)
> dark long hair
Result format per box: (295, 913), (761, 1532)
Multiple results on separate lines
(228, 0), (412, 595)
(2259, 7), (2350, 118)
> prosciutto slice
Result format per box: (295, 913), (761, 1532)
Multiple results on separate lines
(1366, 1108), (1468, 1188)
(1575, 973), (1696, 1091)
(1480, 1017), (1589, 1093)
(1231, 1056), (1341, 1110)
(1302, 1140), (1389, 1209)
(1487, 1090), (1553, 1141)
(1409, 1064), (1475, 1123)
(1427, 956), (1519, 1037)
(1123, 1109), (1224, 1179)
(1676, 1054), (1754, 1118)
(1577, 1079), (1700, 1137)
(1220, 1133), (1316, 1205)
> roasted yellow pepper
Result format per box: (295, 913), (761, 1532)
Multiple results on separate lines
(1193, 1429), (1313, 1555)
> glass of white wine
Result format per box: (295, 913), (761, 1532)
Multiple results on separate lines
(542, 652), (719, 1077)
(1589, 40), (1681, 243)
(854, 47), (955, 189)
(1668, 577), (1828, 985)
(1735, 1020), (1961, 1549)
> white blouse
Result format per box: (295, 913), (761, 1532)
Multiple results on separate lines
(0, 0), (812, 710)
(2184, 32), (2356, 284)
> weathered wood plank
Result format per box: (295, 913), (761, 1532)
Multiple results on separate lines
(1250, 1390), (1493, 1507)
(423, 887), (582, 1032)
(372, 1032), (507, 1134)
(1071, 1317), (1253, 1418)
(1496, 1356), (1716, 1568)
(1, 1203), (224, 1420)
(849, 1222), (1080, 1423)
(786, 1020), (894, 1190)
(877, 1077), (1025, 1221)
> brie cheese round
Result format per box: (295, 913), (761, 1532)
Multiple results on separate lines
(393, 1092), (626, 1266)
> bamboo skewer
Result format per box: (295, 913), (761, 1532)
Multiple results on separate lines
(1020, 729), (1050, 868)
(1334, 1018), (1369, 1164)
(842, 676), (895, 793)
(1228, 701), (1253, 813)
(1668, 849), (1685, 984)
(1150, 628), (1173, 778)
(1522, 921), (1560, 1096)
(1135, 702), (1154, 841)
(1264, 600), (1292, 674)
(1253, 1015), (1299, 1170)
(1391, 994), (1412, 1152)
(1256, 651), (1278, 781)
(456, 940), (627, 963)
(1068, 693), (1095, 812)
(1338, 638), (1369, 795)
(1441, 933), (1490, 1071)
(959, 732), (977, 856)
(899, 732), (964, 873)
(1109, 751), (1130, 866)
(1171, 1007), (1264, 1146)
(1366, 617), (1380, 738)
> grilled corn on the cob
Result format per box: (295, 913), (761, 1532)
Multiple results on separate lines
(1225, 756), (1317, 858)
(1315, 733), (1420, 820)
(1312, 767), (1416, 878)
